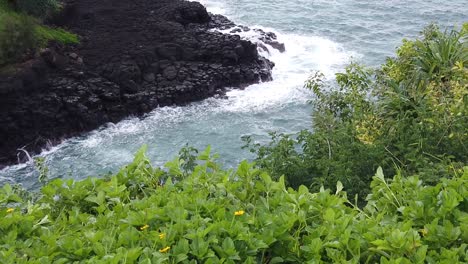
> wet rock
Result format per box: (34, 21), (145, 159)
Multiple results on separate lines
(163, 66), (178, 80)
(254, 29), (286, 53)
(176, 1), (210, 24)
(41, 49), (68, 69)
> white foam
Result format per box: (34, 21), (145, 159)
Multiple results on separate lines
(196, 0), (227, 15)
(208, 26), (354, 112)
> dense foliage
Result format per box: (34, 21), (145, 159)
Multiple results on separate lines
(0, 10), (37, 65)
(243, 24), (468, 200)
(13, 0), (59, 19)
(0, 0), (77, 66)
(1, 147), (467, 263)
(0, 19), (466, 263)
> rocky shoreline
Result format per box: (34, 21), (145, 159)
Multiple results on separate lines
(0, 0), (284, 167)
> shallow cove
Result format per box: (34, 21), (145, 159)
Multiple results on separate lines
(1, 0), (466, 189)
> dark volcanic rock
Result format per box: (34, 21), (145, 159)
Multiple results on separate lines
(254, 29), (286, 53)
(0, 0), (279, 167)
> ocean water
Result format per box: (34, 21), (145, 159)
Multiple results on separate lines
(1, 0), (466, 189)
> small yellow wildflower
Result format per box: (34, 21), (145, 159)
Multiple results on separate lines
(419, 228), (428, 237)
(234, 210), (245, 216)
(159, 233), (166, 239)
(139, 224), (149, 231)
(159, 246), (170, 253)
(6, 208), (14, 213)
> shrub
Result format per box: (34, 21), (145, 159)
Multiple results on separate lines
(0, 12), (38, 65)
(0, 13), (78, 66)
(0, 3), (78, 66)
(244, 24), (468, 201)
(0, 147), (466, 262)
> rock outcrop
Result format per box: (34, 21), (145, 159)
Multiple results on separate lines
(0, 0), (282, 166)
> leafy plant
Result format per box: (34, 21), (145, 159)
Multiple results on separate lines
(0, 147), (466, 263)
(34, 157), (49, 184)
(244, 24), (468, 201)
(178, 144), (199, 175)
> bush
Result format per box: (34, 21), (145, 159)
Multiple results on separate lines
(0, 12), (38, 65)
(0, 3), (78, 66)
(0, 13), (78, 66)
(243, 24), (468, 201)
(0, 147), (466, 263)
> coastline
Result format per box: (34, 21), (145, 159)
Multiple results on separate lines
(0, 0), (282, 168)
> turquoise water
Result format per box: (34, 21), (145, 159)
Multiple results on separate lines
(202, 0), (467, 65)
(1, 0), (466, 189)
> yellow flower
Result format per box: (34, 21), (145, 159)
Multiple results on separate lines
(159, 246), (170, 253)
(419, 228), (428, 237)
(139, 224), (149, 231)
(234, 210), (245, 216)
(6, 208), (14, 213)
(159, 233), (165, 239)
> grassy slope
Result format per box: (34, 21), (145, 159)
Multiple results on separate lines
(0, 1), (78, 66)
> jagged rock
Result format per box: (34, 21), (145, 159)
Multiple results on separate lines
(0, 0), (278, 166)
(254, 29), (286, 53)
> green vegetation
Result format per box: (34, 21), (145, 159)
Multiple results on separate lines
(1, 147), (467, 263)
(35, 26), (79, 45)
(14, 0), (59, 19)
(0, 0), (78, 66)
(0, 9), (37, 65)
(0, 23), (466, 263)
(243, 24), (468, 200)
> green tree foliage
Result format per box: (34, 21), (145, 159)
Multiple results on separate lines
(0, 147), (466, 263)
(243, 24), (468, 200)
